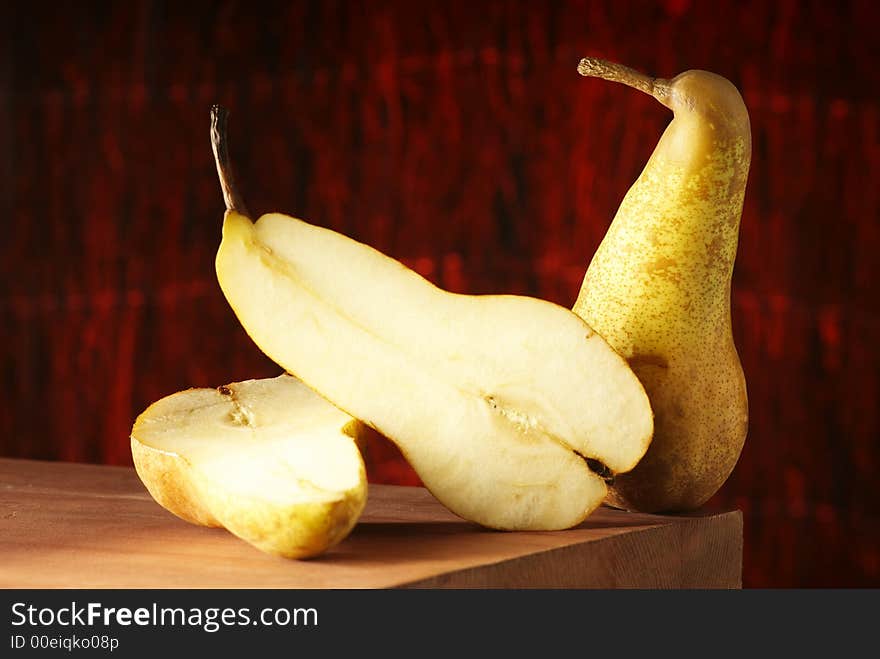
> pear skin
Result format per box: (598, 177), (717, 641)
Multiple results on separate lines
(573, 58), (750, 512)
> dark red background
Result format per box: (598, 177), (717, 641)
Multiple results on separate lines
(2, 0), (878, 587)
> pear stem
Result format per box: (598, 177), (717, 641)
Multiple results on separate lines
(577, 57), (671, 106)
(210, 105), (249, 216)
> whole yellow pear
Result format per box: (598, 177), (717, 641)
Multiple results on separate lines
(572, 57), (750, 512)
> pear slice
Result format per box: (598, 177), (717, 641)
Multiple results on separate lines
(130, 374), (367, 558)
(210, 107), (654, 531)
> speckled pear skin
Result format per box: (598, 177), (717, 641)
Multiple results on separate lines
(573, 61), (751, 512)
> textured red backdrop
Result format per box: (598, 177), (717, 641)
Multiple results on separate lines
(2, 0), (878, 587)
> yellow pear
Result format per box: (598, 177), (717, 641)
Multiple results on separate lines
(572, 57), (750, 512)
(210, 106), (654, 531)
(131, 374), (368, 559)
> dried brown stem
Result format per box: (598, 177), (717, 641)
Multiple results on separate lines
(210, 105), (249, 216)
(577, 57), (670, 106)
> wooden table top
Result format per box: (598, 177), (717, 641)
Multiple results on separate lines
(0, 457), (742, 588)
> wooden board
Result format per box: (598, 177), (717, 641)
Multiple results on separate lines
(0, 458), (742, 588)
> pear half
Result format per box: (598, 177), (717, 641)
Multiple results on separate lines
(210, 106), (654, 531)
(131, 374), (367, 558)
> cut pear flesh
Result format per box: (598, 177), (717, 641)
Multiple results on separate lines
(216, 210), (654, 530)
(131, 374), (367, 558)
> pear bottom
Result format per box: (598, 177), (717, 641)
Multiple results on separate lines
(605, 351), (748, 513)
